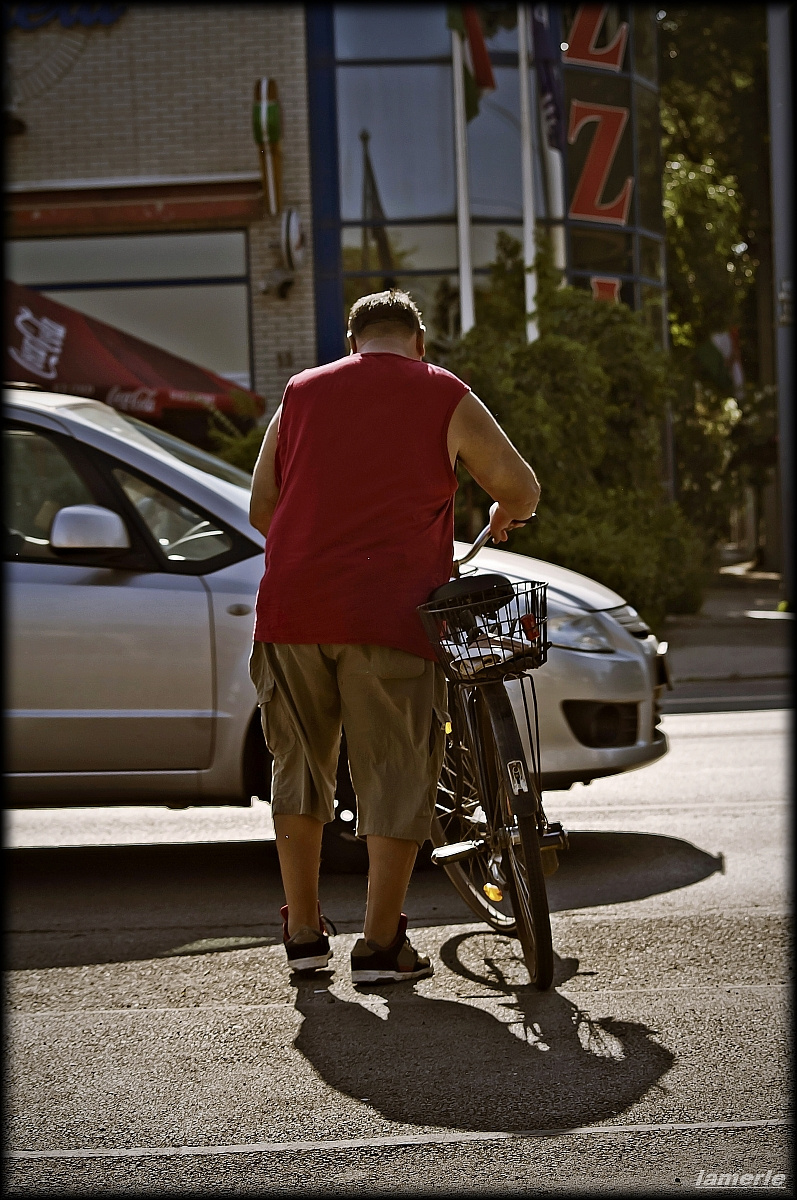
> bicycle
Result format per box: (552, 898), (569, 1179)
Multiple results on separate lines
(417, 525), (567, 990)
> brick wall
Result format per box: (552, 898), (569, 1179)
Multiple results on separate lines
(6, 5), (317, 409)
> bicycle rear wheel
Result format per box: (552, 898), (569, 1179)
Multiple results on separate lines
(432, 687), (517, 932)
(480, 685), (554, 990)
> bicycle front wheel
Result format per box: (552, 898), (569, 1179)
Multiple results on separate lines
(505, 814), (554, 990)
(481, 685), (554, 990)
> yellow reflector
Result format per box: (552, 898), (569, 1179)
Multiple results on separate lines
(445, 721), (452, 734)
(483, 883), (503, 902)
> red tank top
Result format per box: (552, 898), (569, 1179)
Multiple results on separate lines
(254, 352), (468, 659)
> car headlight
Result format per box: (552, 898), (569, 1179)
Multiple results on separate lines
(547, 613), (615, 653)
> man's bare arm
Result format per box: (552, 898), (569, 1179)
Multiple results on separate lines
(249, 404), (282, 536)
(448, 391), (540, 542)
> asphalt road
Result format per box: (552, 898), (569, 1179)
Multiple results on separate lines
(659, 585), (792, 715)
(4, 707), (791, 1196)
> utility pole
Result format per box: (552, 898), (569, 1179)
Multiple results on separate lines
(766, 5), (793, 602)
(452, 30), (475, 334)
(517, 4), (538, 342)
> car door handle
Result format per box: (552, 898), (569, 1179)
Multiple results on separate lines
(226, 603), (253, 616)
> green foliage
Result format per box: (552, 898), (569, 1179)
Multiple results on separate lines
(727, 384), (778, 489)
(660, 5), (769, 368)
(207, 418), (264, 474)
(206, 397), (265, 475)
(670, 384), (740, 540)
(526, 493), (706, 622)
(660, 213), (751, 542)
(663, 155), (746, 348)
(440, 234), (708, 628)
(659, 6), (777, 555)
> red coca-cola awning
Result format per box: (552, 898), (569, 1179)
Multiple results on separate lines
(4, 281), (265, 420)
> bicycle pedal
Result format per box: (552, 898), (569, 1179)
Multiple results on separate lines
(431, 840), (485, 865)
(540, 823), (568, 851)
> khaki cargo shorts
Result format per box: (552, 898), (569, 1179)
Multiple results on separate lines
(249, 641), (448, 845)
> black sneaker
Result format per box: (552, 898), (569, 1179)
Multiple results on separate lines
(350, 914), (434, 984)
(281, 904), (335, 972)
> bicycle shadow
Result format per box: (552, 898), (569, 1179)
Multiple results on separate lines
(292, 935), (674, 1134)
(545, 830), (725, 912)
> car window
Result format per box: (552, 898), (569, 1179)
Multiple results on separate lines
(112, 467), (233, 563)
(125, 418), (254, 489)
(4, 427), (97, 561)
(67, 403), (253, 489)
(66, 403), (173, 455)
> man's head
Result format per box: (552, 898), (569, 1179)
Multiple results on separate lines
(347, 290), (426, 358)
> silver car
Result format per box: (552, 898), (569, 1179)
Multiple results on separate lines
(5, 386), (668, 818)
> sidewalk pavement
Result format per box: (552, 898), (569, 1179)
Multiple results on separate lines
(660, 569), (792, 713)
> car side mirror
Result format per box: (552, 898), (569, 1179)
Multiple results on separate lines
(50, 505), (131, 552)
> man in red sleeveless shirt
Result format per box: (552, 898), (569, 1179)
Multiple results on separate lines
(249, 291), (539, 983)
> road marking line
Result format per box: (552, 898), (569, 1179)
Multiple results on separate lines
(6, 982), (790, 1019)
(6, 1118), (789, 1162)
(542, 803), (787, 812)
(660, 700), (792, 710)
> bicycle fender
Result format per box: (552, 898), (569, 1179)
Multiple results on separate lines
(481, 683), (540, 819)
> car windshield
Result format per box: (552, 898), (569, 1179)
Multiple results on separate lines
(67, 404), (253, 489)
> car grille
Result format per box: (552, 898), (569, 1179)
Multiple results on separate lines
(606, 604), (651, 637)
(562, 700), (639, 748)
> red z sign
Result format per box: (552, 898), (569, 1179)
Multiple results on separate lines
(563, 4), (629, 71)
(567, 100), (634, 225)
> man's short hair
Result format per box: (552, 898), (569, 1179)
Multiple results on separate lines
(347, 290), (424, 342)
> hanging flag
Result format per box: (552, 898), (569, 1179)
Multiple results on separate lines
(360, 129), (395, 281)
(252, 78), (282, 214)
(447, 6), (496, 121)
(531, 3), (565, 151)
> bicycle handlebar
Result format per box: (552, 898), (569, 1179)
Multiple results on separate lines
(453, 524), (492, 576)
(453, 513), (535, 577)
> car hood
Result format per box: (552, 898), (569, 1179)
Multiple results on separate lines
(453, 541), (626, 612)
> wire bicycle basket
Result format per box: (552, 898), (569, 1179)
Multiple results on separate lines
(419, 577), (548, 684)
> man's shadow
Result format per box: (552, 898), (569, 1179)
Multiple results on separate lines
(293, 933), (674, 1133)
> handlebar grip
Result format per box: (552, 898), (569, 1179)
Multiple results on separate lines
(453, 513), (535, 575)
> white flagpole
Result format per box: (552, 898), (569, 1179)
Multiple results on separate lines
(543, 138), (566, 273)
(517, 4), (538, 341)
(529, 7), (567, 275)
(452, 30), (475, 334)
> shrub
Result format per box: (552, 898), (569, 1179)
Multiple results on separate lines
(208, 418), (264, 474)
(441, 234), (710, 630)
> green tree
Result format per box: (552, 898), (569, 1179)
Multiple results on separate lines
(206, 393), (265, 474)
(660, 6), (771, 366)
(659, 6), (777, 554)
(440, 234), (706, 629)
